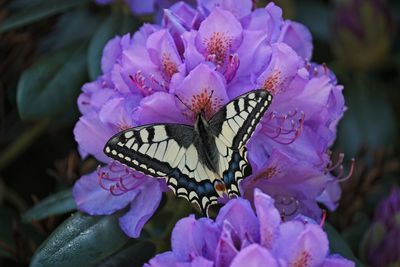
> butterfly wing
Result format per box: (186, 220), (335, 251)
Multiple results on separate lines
(209, 89), (273, 196)
(104, 124), (219, 213)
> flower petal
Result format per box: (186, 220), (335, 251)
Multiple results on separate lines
(242, 3), (283, 43)
(196, 7), (243, 61)
(119, 178), (162, 238)
(101, 34), (133, 74)
(133, 92), (189, 124)
(278, 21), (313, 60)
(173, 63), (228, 119)
(256, 42), (301, 96)
(197, 0), (253, 20)
(274, 221), (329, 266)
(147, 29), (182, 82)
(322, 255), (355, 267)
(145, 251), (178, 267)
(171, 216), (220, 261)
(73, 112), (114, 162)
(98, 96), (139, 129)
(72, 167), (138, 215)
(215, 221), (239, 267)
(230, 244), (279, 267)
(182, 30), (206, 72)
(216, 198), (260, 247)
(254, 189), (281, 249)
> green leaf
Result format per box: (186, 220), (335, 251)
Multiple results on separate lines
(0, 0), (90, 33)
(87, 13), (138, 80)
(324, 223), (365, 267)
(39, 9), (103, 53)
(87, 15), (121, 80)
(22, 188), (76, 222)
(30, 212), (130, 267)
(17, 43), (88, 121)
(98, 241), (155, 267)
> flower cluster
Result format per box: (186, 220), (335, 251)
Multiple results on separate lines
(73, 0), (346, 237)
(146, 189), (354, 267)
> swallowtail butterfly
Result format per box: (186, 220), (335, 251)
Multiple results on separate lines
(104, 89), (272, 214)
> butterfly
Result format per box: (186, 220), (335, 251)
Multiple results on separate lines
(104, 89), (273, 215)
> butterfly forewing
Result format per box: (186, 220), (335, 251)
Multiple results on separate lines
(209, 89), (273, 149)
(208, 89), (272, 196)
(104, 124), (220, 213)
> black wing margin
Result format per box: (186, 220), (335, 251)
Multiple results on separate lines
(208, 89), (273, 150)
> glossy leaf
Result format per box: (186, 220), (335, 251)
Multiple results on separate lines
(87, 15), (121, 80)
(39, 9), (103, 53)
(17, 43), (88, 121)
(87, 13), (138, 80)
(98, 241), (155, 267)
(22, 188), (76, 222)
(324, 223), (365, 267)
(0, 0), (90, 33)
(30, 212), (130, 267)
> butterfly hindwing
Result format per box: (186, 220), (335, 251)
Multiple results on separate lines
(104, 124), (220, 213)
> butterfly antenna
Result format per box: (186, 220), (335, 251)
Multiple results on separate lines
(204, 90), (214, 109)
(174, 94), (195, 113)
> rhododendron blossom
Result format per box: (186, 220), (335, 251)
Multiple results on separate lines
(73, 0), (347, 237)
(146, 190), (355, 267)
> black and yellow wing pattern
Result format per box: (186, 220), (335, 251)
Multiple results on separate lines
(104, 89), (272, 214)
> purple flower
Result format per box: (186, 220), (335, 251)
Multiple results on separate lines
(361, 187), (400, 267)
(145, 189), (355, 267)
(73, 0), (347, 237)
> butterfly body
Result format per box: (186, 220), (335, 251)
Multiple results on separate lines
(104, 89), (272, 214)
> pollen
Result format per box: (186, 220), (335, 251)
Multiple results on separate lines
(254, 166), (279, 181)
(291, 251), (312, 267)
(205, 32), (231, 66)
(161, 53), (178, 81)
(262, 70), (283, 95)
(190, 89), (222, 119)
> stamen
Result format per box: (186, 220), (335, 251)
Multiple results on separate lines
(129, 71), (157, 96)
(326, 153), (345, 172)
(320, 209), (327, 227)
(175, 94), (195, 113)
(263, 110), (304, 145)
(274, 194), (299, 221)
(337, 158), (355, 182)
(97, 162), (145, 195)
(326, 153), (355, 182)
(224, 54), (240, 83)
(150, 74), (168, 91)
(322, 63), (329, 74)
